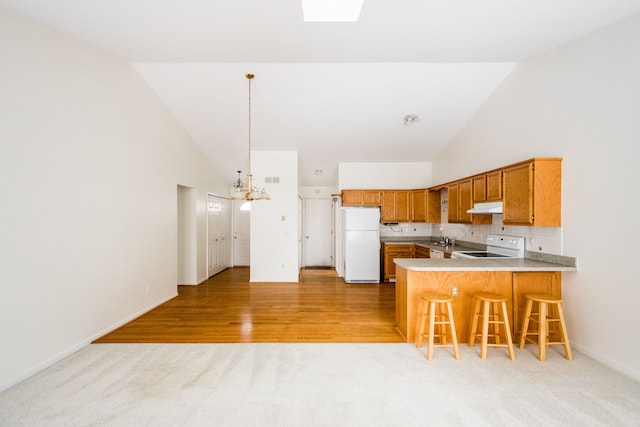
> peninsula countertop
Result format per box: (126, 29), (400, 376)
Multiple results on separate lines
(394, 257), (577, 272)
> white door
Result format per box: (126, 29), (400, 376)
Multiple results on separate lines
(232, 200), (250, 266)
(304, 198), (334, 267)
(208, 195), (231, 277)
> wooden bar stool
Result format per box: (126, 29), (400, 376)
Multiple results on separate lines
(519, 294), (572, 361)
(468, 292), (515, 360)
(415, 292), (460, 360)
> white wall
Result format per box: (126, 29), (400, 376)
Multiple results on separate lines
(339, 162), (432, 189)
(434, 13), (640, 380)
(249, 151), (300, 282)
(0, 7), (227, 390)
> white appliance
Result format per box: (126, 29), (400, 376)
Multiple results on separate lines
(451, 235), (525, 259)
(343, 207), (380, 283)
(430, 249), (445, 259)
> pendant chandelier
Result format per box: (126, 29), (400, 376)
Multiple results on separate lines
(231, 73), (271, 202)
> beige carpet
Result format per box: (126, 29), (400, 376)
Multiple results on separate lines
(1, 343), (639, 426)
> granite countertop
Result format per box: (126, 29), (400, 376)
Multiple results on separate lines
(394, 258), (577, 272)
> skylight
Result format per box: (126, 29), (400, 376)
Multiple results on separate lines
(302, 0), (365, 22)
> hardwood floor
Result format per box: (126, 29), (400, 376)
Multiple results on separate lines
(94, 267), (403, 343)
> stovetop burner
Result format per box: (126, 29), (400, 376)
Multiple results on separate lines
(457, 252), (510, 258)
(451, 235), (525, 259)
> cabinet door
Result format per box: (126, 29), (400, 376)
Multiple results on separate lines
(381, 191), (396, 222)
(447, 183), (459, 223)
(414, 245), (430, 258)
(458, 179), (473, 224)
(486, 170), (503, 201)
(426, 190), (442, 223)
(503, 162), (534, 225)
(411, 190), (426, 222)
(342, 190), (362, 206)
(472, 175), (487, 202)
(362, 190), (382, 206)
(383, 245), (415, 281)
(395, 191), (411, 222)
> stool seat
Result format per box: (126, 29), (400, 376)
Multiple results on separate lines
(468, 292), (515, 360)
(519, 293), (572, 361)
(473, 292), (509, 303)
(415, 292), (459, 360)
(421, 292), (454, 303)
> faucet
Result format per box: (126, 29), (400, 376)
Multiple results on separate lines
(441, 235), (450, 246)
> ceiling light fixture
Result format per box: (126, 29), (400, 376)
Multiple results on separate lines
(231, 73), (270, 203)
(403, 114), (419, 126)
(302, 0), (365, 22)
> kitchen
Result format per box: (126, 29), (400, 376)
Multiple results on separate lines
(338, 157), (577, 348)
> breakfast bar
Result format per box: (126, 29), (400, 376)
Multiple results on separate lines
(394, 258), (577, 343)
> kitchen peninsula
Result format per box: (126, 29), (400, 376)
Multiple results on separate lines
(394, 257), (577, 344)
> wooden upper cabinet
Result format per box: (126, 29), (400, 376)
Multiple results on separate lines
(426, 190), (442, 223)
(410, 190), (426, 222)
(342, 190), (382, 206)
(382, 190), (410, 222)
(448, 179), (492, 225)
(395, 191), (411, 222)
(342, 190), (362, 206)
(472, 174), (487, 202)
(502, 158), (561, 226)
(458, 179), (473, 223)
(447, 182), (460, 223)
(381, 191), (396, 222)
(362, 190), (382, 206)
(473, 170), (502, 202)
(486, 170), (503, 201)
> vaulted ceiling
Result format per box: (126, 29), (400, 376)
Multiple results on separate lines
(2, 0), (639, 186)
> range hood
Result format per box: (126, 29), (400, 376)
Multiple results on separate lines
(467, 201), (503, 214)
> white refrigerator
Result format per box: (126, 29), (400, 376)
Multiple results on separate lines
(343, 207), (380, 283)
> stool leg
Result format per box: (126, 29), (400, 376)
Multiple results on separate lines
(492, 302), (501, 345)
(427, 301), (436, 360)
(415, 301), (427, 348)
(480, 300), (490, 359)
(538, 302), (548, 362)
(446, 302), (460, 360)
(468, 297), (481, 347)
(519, 299), (534, 349)
(438, 302), (448, 345)
(500, 301), (515, 361)
(556, 302), (573, 361)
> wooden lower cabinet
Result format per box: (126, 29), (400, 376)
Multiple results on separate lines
(395, 267), (562, 343)
(383, 244), (415, 281)
(414, 245), (430, 258)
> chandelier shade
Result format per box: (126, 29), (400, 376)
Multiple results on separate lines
(231, 73), (270, 202)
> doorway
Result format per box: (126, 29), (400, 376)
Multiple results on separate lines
(303, 198), (334, 267)
(177, 185), (197, 285)
(232, 200), (250, 266)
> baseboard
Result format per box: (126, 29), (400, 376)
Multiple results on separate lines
(0, 292), (178, 393)
(571, 342), (640, 382)
(91, 292), (178, 341)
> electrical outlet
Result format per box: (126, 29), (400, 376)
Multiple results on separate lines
(451, 285), (458, 296)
